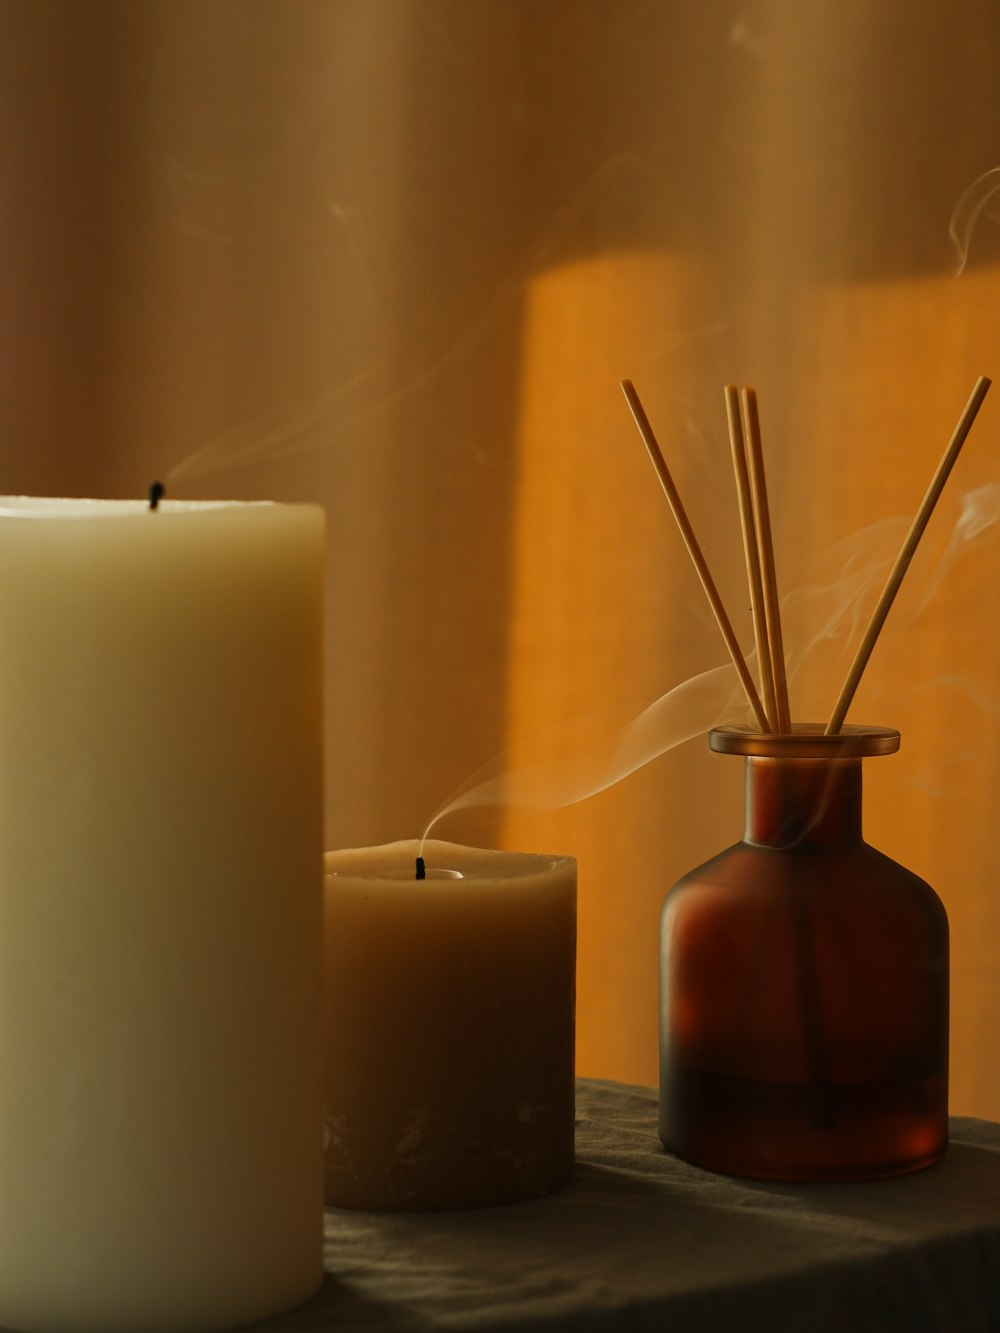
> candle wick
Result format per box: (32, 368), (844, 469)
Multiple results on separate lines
(415, 856), (426, 881)
(148, 481), (165, 511)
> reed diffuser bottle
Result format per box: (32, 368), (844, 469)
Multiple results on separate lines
(621, 375), (989, 1182)
(658, 723), (948, 1181)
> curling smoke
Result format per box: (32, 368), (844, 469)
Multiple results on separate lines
(423, 486), (1000, 837)
(949, 166), (1000, 275)
(423, 662), (747, 838)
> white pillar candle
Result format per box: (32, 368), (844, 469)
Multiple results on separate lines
(324, 838), (576, 1210)
(0, 497), (326, 1333)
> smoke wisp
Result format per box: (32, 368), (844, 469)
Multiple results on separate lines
(423, 486), (1000, 836)
(949, 166), (1000, 275)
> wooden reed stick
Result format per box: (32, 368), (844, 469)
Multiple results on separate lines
(621, 379), (770, 732)
(825, 374), (992, 735)
(726, 385), (777, 731)
(741, 387), (792, 732)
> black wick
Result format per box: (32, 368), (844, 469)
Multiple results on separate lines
(415, 856), (426, 881)
(148, 481), (165, 511)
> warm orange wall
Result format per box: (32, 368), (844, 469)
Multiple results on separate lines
(501, 249), (1000, 1116)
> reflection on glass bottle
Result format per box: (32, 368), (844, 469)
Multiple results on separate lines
(659, 724), (948, 1181)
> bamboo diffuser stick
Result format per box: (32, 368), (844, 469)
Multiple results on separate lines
(825, 374), (992, 734)
(741, 387), (792, 732)
(726, 385), (778, 731)
(621, 379), (770, 732)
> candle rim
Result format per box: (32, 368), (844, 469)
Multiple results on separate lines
(324, 838), (576, 883)
(0, 497), (315, 520)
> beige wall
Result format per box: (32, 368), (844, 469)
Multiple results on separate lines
(4, 1), (1000, 1116)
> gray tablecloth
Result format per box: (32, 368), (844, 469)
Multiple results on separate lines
(268, 1078), (1000, 1332)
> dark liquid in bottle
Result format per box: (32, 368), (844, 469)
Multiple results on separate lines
(661, 1065), (946, 1180)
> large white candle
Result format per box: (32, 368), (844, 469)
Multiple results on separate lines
(0, 498), (325, 1333)
(324, 838), (576, 1210)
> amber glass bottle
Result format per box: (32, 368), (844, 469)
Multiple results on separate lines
(659, 724), (949, 1181)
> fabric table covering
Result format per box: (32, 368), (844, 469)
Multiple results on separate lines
(263, 1079), (1000, 1330)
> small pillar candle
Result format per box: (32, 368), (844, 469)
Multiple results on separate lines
(0, 497), (326, 1333)
(324, 838), (576, 1210)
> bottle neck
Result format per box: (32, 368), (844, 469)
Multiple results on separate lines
(744, 757), (864, 847)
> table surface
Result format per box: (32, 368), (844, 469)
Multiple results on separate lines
(264, 1078), (1000, 1333)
